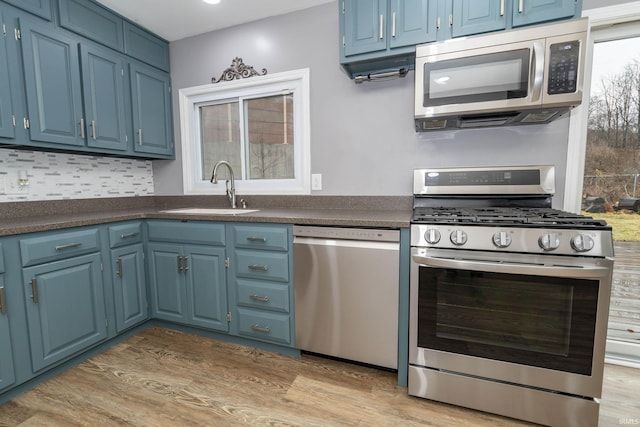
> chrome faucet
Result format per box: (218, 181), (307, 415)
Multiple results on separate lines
(210, 160), (237, 208)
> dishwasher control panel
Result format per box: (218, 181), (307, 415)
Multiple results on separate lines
(293, 225), (399, 242)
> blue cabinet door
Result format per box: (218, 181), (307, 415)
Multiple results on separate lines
(0, 277), (16, 392)
(129, 62), (173, 158)
(185, 245), (228, 331)
(147, 243), (186, 322)
(452, 0), (507, 37)
(343, 0), (388, 56)
(22, 253), (107, 372)
(0, 11), (15, 140)
(19, 19), (84, 147)
(512, 0), (577, 27)
(389, 0), (437, 48)
(111, 244), (147, 332)
(80, 44), (128, 152)
(2, 0), (51, 20)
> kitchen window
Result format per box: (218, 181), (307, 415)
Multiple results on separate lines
(179, 69), (310, 194)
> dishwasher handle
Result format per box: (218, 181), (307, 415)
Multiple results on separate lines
(293, 236), (399, 251)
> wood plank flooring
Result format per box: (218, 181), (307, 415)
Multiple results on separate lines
(1, 327), (639, 426)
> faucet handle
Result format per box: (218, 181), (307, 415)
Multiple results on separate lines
(239, 198), (247, 209)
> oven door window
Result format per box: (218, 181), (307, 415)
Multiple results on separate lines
(423, 49), (530, 107)
(417, 267), (599, 375)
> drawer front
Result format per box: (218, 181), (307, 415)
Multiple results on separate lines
(232, 224), (289, 251)
(236, 279), (289, 313)
(20, 228), (100, 267)
(108, 222), (143, 248)
(235, 250), (289, 283)
(236, 307), (291, 345)
(147, 220), (225, 246)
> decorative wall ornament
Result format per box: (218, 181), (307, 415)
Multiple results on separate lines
(211, 57), (267, 83)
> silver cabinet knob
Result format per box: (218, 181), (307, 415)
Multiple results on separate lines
(571, 234), (595, 252)
(492, 231), (512, 248)
(538, 233), (560, 251)
(424, 228), (441, 244)
(450, 229), (468, 246)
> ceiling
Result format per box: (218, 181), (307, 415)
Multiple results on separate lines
(94, 0), (334, 42)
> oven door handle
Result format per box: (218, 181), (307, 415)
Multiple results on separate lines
(412, 253), (611, 279)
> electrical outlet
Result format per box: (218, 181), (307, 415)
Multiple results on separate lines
(4, 173), (30, 195)
(311, 174), (322, 191)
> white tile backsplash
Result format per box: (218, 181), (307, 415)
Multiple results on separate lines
(0, 149), (154, 202)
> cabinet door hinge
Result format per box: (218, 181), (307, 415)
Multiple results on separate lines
(226, 312), (232, 322)
(341, 1), (345, 14)
(225, 257), (230, 268)
(436, 17), (441, 30)
(23, 118), (30, 129)
(105, 319), (108, 328)
(14, 27), (20, 41)
(342, 35), (345, 47)
(449, 15), (453, 27)
(2, 23), (6, 36)
(12, 115), (16, 128)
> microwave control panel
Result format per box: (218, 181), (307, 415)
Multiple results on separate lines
(547, 41), (580, 95)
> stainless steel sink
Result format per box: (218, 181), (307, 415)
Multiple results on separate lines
(160, 208), (260, 215)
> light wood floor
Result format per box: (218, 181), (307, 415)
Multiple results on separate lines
(0, 327), (639, 426)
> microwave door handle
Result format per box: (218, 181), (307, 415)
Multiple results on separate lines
(412, 253), (610, 279)
(530, 41), (545, 102)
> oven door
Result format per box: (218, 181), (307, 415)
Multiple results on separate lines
(409, 247), (613, 398)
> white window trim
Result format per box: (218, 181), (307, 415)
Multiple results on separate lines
(179, 68), (311, 195)
(564, 2), (640, 213)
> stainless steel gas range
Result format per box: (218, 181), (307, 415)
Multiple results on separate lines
(408, 166), (614, 427)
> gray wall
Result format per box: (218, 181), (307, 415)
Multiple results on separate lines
(157, 1), (575, 205)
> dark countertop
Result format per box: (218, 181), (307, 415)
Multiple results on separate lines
(0, 196), (412, 237)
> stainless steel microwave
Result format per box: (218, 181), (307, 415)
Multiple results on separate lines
(414, 18), (588, 131)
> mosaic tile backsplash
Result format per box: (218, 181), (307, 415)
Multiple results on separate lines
(0, 149), (154, 202)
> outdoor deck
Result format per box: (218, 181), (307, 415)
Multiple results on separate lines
(608, 241), (640, 342)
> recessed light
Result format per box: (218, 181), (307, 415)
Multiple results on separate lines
(203, 0), (221, 4)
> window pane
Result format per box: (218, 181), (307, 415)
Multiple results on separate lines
(199, 102), (241, 180)
(245, 94), (294, 180)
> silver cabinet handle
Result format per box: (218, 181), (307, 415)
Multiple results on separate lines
(137, 128), (142, 145)
(246, 237), (267, 242)
(55, 242), (82, 251)
(121, 232), (140, 239)
(248, 264), (268, 271)
(31, 278), (38, 303)
(250, 294), (270, 303)
(379, 14), (383, 39)
(0, 287), (6, 315)
(391, 11), (396, 37)
(79, 118), (85, 139)
(90, 120), (96, 140)
(251, 324), (270, 333)
(500, 0), (505, 16)
(518, 0), (524, 13)
(116, 257), (123, 278)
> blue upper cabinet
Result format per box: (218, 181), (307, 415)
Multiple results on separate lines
(79, 44), (128, 152)
(343, 0), (387, 57)
(129, 62), (173, 158)
(389, 0), (438, 49)
(2, 0), (51, 20)
(19, 19), (84, 147)
(58, 0), (124, 51)
(452, 0), (507, 38)
(123, 23), (170, 72)
(512, 0), (581, 27)
(0, 10), (15, 139)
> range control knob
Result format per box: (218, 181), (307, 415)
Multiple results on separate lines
(538, 233), (560, 251)
(492, 231), (512, 248)
(450, 229), (468, 246)
(424, 228), (441, 244)
(571, 234), (595, 252)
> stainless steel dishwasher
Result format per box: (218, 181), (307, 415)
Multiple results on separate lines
(293, 225), (399, 369)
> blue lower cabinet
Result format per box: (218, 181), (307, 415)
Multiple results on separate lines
(236, 307), (291, 345)
(0, 275), (16, 393)
(147, 242), (228, 332)
(22, 252), (107, 372)
(111, 244), (147, 332)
